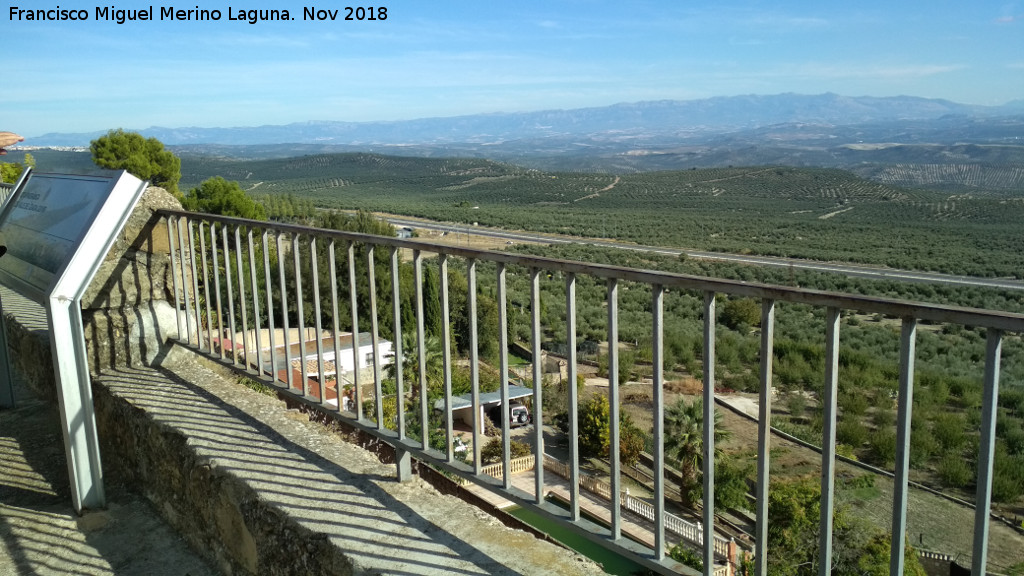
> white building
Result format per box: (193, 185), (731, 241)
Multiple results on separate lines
(278, 332), (392, 381)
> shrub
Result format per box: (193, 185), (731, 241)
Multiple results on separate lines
(479, 437), (531, 465)
(668, 543), (703, 571)
(619, 412), (646, 467)
(992, 448), (1024, 503)
(932, 413), (967, 450)
(868, 429), (897, 468)
(840, 392), (869, 417)
(836, 420), (869, 448)
(786, 393), (807, 418)
(937, 453), (973, 489)
(721, 298), (760, 331)
(871, 407), (895, 429)
(1005, 427), (1024, 457)
(578, 395), (610, 457)
(909, 428), (937, 467)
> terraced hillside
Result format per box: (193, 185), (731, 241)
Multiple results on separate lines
(178, 153), (1024, 279)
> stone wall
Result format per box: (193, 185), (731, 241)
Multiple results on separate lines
(81, 185), (184, 373)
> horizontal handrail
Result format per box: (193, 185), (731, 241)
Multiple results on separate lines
(156, 209), (1024, 333)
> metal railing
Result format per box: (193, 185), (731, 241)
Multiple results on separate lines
(543, 454), (734, 559)
(160, 209), (1024, 576)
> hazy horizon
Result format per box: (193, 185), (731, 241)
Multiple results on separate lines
(7, 2), (1024, 136)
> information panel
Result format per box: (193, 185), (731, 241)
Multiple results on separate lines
(0, 173), (112, 299)
(0, 168), (147, 513)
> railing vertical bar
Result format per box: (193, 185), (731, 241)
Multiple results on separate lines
(415, 250), (429, 451)
(367, 246), (383, 427)
(818, 306), (841, 576)
(651, 283), (666, 560)
(222, 225), (238, 366)
(497, 262), (511, 489)
(186, 219), (201, 347)
(755, 299), (776, 576)
(167, 217), (183, 342)
(890, 317), (917, 576)
(347, 242), (363, 420)
(210, 224), (225, 361)
(234, 227), (251, 372)
(328, 241), (343, 412)
(972, 329), (1003, 576)
(263, 231), (278, 384)
(468, 259), (481, 473)
(311, 237), (326, 406)
(177, 218), (195, 346)
(248, 230), (264, 378)
(439, 255), (454, 461)
(278, 234), (293, 391)
(198, 223), (214, 352)
(531, 267), (544, 504)
(566, 272), (580, 521)
(703, 291), (716, 575)
(293, 234), (308, 398)
(391, 247), (404, 439)
(607, 278), (621, 540)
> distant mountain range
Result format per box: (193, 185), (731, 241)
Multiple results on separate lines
(23, 93), (1024, 174)
(27, 93), (1024, 148)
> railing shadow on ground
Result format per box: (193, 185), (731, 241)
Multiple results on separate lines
(0, 368), (216, 576)
(97, 360), (533, 576)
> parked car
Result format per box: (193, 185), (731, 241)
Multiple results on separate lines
(487, 401), (532, 428)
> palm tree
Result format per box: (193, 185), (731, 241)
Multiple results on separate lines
(664, 397), (730, 506)
(384, 331), (443, 396)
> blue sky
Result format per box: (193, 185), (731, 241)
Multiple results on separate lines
(5, 1), (1023, 137)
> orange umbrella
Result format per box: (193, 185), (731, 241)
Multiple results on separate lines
(0, 132), (25, 155)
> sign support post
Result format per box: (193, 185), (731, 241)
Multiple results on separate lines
(0, 169), (148, 513)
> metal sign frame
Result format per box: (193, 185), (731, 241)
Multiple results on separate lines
(0, 168), (148, 512)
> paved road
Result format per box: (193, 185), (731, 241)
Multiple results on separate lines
(384, 216), (1024, 292)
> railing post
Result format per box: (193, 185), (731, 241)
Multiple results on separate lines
(703, 291), (716, 576)
(293, 234), (308, 396)
(346, 242), (361, 419)
(177, 217), (195, 346)
(608, 277), (621, 540)
(310, 237), (326, 404)
(566, 272), (580, 521)
(818, 307), (841, 576)
(247, 230), (264, 376)
(235, 227), (251, 371)
(414, 250), (429, 451)
(262, 231), (278, 383)
(972, 329), (1003, 576)
(211, 224), (226, 360)
(755, 299), (775, 576)
(652, 283), (665, 560)
(391, 246), (404, 437)
(223, 225), (238, 366)
(891, 317), (917, 576)
(468, 259), (481, 473)
(167, 216), (183, 342)
(440, 254), (454, 462)
(328, 240), (342, 410)
(198, 223), (214, 352)
(184, 218), (199, 346)
(497, 262), (511, 489)
(367, 246), (383, 427)
(277, 234), (292, 390)
(531, 267), (545, 504)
